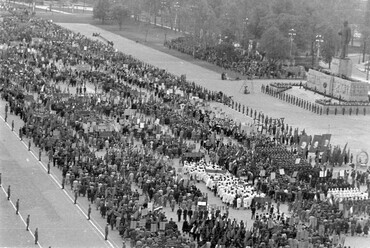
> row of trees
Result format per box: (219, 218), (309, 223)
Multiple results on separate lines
(93, 0), (370, 65)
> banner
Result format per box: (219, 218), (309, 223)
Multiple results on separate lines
(309, 135), (322, 152)
(298, 134), (310, 152)
(151, 223), (158, 232)
(320, 134), (331, 152)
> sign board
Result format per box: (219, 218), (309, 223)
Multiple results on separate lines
(270, 172), (276, 180)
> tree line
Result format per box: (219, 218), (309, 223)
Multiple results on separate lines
(93, 0), (370, 65)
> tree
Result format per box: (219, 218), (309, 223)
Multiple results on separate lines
(321, 27), (336, 68)
(259, 26), (290, 63)
(125, 0), (143, 22)
(143, 0), (161, 25)
(93, 0), (111, 24)
(361, 0), (370, 62)
(112, 4), (130, 30)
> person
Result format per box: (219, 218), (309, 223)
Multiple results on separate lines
(338, 21), (351, 59)
(26, 215), (30, 231)
(105, 224), (109, 240)
(74, 190), (78, 204)
(88, 204), (91, 220)
(7, 185), (10, 200)
(0, 172), (2, 186)
(16, 199), (19, 215)
(61, 177), (65, 190)
(5, 104), (8, 122)
(47, 162), (50, 174)
(34, 228), (38, 245)
(177, 207), (182, 222)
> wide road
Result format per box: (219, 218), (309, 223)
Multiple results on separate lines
(58, 23), (370, 154)
(0, 113), (118, 247)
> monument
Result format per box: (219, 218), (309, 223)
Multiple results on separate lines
(331, 21), (352, 78)
(307, 20), (369, 102)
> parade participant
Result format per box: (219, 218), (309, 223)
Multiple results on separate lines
(105, 224), (109, 240)
(88, 204), (92, 220)
(26, 214), (30, 231)
(7, 185), (10, 201)
(34, 228), (38, 245)
(16, 199), (19, 215)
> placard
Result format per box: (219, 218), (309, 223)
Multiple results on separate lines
(130, 220), (137, 229)
(260, 170), (266, 177)
(159, 222), (166, 230)
(141, 209), (148, 216)
(151, 223), (157, 232)
(139, 219), (146, 227)
(147, 202), (153, 211)
(292, 171), (298, 178)
(279, 169), (285, 175)
(270, 172), (276, 180)
(332, 172), (338, 179)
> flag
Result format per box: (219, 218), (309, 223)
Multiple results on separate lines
(293, 128), (299, 144)
(309, 135), (322, 152)
(342, 143), (348, 156)
(339, 142), (348, 165)
(320, 134), (331, 152)
(298, 134), (310, 152)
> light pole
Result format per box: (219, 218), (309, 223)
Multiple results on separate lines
(243, 17), (249, 48)
(366, 55), (370, 81)
(288, 28), (296, 66)
(288, 29), (296, 65)
(315, 34), (324, 60)
(173, 1), (180, 31)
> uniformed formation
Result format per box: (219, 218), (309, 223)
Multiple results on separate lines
(1, 6), (370, 248)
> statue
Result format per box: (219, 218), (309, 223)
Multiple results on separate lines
(338, 21), (351, 59)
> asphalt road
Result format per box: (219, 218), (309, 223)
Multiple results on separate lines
(0, 105), (121, 247)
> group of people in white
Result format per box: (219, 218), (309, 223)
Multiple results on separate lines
(327, 187), (369, 201)
(183, 160), (266, 208)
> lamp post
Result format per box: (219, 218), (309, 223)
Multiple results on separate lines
(366, 55), (370, 81)
(243, 17), (249, 49)
(315, 34), (324, 60)
(288, 29), (296, 58)
(173, 1), (180, 31)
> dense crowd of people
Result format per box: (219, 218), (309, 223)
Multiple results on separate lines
(164, 37), (303, 79)
(1, 8), (370, 248)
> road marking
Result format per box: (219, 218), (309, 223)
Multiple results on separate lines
(0, 115), (118, 248)
(0, 186), (43, 248)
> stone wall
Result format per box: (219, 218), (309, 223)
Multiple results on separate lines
(307, 69), (369, 101)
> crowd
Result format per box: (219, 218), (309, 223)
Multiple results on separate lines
(164, 37), (302, 79)
(1, 8), (370, 248)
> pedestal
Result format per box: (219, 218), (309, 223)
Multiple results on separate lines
(331, 57), (352, 78)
